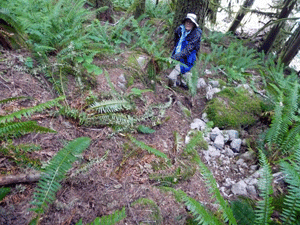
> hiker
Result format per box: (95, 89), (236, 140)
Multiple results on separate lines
(168, 13), (202, 88)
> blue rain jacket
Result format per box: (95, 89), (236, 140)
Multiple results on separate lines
(171, 25), (202, 74)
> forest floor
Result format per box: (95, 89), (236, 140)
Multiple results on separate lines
(0, 43), (257, 225)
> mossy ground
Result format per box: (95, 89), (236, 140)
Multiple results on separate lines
(205, 87), (262, 129)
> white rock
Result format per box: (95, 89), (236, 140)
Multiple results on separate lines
(208, 145), (221, 157)
(231, 180), (248, 196)
(209, 80), (220, 88)
(236, 158), (245, 166)
(197, 78), (207, 89)
(190, 118), (206, 131)
(224, 147), (235, 158)
(201, 113), (209, 123)
(210, 127), (222, 141)
(214, 135), (225, 149)
(247, 185), (257, 196)
(230, 139), (242, 152)
(240, 151), (256, 161)
(226, 130), (239, 140)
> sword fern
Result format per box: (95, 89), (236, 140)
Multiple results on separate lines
(30, 137), (91, 215)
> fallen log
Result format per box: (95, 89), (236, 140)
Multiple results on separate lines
(0, 173), (41, 186)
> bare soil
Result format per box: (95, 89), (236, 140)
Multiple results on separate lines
(0, 46), (252, 225)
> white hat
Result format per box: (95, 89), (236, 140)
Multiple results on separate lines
(183, 13), (199, 27)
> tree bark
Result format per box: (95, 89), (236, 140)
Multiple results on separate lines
(279, 23), (300, 66)
(95, 0), (114, 23)
(227, 0), (255, 34)
(172, 0), (210, 34)
(0, 173), (41, 186)
(258, 0), (297, 54)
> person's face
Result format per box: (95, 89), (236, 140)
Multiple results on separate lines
(184, 19), (194, 31)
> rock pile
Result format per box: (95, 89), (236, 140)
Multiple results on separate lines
(188, 116), (260, 199)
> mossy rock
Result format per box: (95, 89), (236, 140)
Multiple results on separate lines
(205, 87), (262, 129)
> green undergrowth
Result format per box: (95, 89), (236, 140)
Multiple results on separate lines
(206, 87), (263, 129)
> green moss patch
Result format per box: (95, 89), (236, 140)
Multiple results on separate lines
(205, 87), (262, 129)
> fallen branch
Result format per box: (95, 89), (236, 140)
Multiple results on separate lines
(0, 173), (41, 186)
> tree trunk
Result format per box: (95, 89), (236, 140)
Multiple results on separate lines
(258, 0), (297, 54)
(134, 0), (146, 19)
(0, 173), (41, 186)
(279, 23), (300, 66)
(227, 0), (255, 34)
(95, 0), (114, 23)
(172, 0), (210, 34)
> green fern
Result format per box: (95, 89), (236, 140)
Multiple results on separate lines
(30, 137), (91, 214)
(0, 121), (56, 136)
(0, 96), (28, 104)
(255, 150), (274, 225)
(197, 160), (237, 225)
(163, 188), (223, 225)
(76, 207), (126, 225)
(280, 147), (300, 224)
(86, 113), (136, 127)
(0, 96), (65, 123)
(230, 199), (255, 225)
(88, 99), (133, 113)
(0, 187), (11, 201)
(129, 135), (170, 162)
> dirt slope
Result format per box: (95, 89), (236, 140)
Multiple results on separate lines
(0, 47), (221, 225)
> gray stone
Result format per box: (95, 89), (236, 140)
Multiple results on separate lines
(197, 78), (207, 89)
(250, 165), (258, 171)
(190, 118), (206, 131)
(208, 145), (221, 157)
(230, 139), (242, 152)
(224, 147), (235, 158)
(118, 74), (126, 83)
(201, 113), (209, 123)
(240, 151), (256, 161)
(223, 178), (234, 187)
(206, 86), (221, 100)
(247, 185), (257, 196)
(242, 139), (247, 146)
(222, 132), (230, 143)
(214, 135), (225, 149)
(231, 180), (248, 196)
(210, 127), (222, 141)
(226, 130), (239, 140)
(273, 172), (286, 184)
(236, 158), (245, 166)
(209, 80), (219, 88)
(238, 84), (254, 95)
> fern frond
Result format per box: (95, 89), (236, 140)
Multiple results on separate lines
(163, 187), (223, 225)
(254, 150), (273, 225)
(0, 96), (65, 123)
(264, 92), (284, 145)
(184, 131), (208, 162)
(129, 135), (170, 162)
(86, 113), (136, 127)
(280, 147), (300, 225)
(0, 121), (56, 136)
(85, 207), (126, 225)
(0, 96), (28, 104)
(230, 199), (255, 225)
(197, 160), (237, 225)
(30, 137), (91, 214)
(88, 99), (132, 114)
(281, 127), (300, 153)
(0, 187), (11, 201)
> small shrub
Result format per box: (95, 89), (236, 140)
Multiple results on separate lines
(206, 87), (262, 129)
